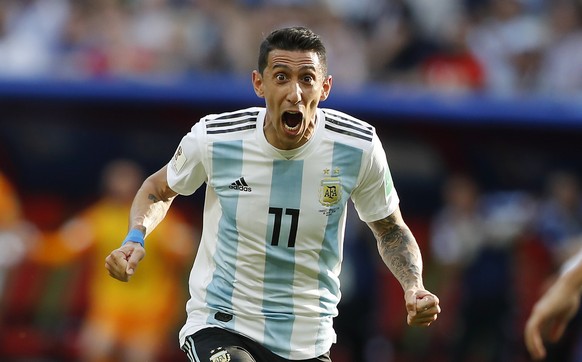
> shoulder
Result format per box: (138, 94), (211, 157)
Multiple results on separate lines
(202, 107), (262, 137)
(320, 108), (376, 146)
(178, 108), (263, 160)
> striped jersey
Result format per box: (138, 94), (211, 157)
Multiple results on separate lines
(168, 107), (399, 359)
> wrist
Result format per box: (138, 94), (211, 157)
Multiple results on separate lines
(122, 228), (145, 248)
(561, 268), (582, 294)
(404, 283), (426, 296)
(560, 252), (582, 292)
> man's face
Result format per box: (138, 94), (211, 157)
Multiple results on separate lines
(253, 49), (332, 150)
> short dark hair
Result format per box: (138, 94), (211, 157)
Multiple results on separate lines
(257, 26), (327, 75)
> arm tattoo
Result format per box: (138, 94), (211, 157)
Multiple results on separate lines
(148, 193), (160, 202)
(371, 214), (423, 291)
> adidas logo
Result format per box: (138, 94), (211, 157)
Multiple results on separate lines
(229, 177), (252, 192)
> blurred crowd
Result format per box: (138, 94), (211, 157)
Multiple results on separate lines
(332, 169), (582, 362)
(0, 160), (199, 361)
(4, 1), (582, 361)
(3, 160), (582, 361)
(1, 0), (582, 95)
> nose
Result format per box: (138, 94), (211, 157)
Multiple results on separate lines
(287, 82), (302, 105)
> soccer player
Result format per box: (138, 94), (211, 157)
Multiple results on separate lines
(106, 26), (440, 362)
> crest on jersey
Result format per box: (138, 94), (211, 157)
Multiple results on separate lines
(319, 177), (341, 207)
(209, 347), (231, 362)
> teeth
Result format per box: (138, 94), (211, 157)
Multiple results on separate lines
(284, 123), (300, 131)
(283, 111), (301, 132)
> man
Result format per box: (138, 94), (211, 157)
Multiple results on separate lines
(525, 252), (582, 360)
(106, 26), (440, 362)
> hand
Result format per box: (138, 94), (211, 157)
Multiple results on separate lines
(405, 289), (441, 327)
(524, 279), (580, 360)
(105, 242), (145, 282)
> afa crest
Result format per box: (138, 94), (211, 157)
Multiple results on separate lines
(319, 177), (341, 207)
(209, 347), (231, 362)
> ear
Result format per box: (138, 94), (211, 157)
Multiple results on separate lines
(252, 70), (265, 98)
(320, 75), (332, 101)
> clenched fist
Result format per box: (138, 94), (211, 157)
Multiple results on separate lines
(105, 242), (145, 282)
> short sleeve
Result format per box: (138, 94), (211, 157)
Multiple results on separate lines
(350, 134), (399, 223)
(167, 121), (208, 195)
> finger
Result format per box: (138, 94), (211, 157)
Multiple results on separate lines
(105, 252), (121, 272)
(105, 251), (129, 281)
(106, 267), (129, 282)
(413, 295), (440, 324)
(410, 316), (438, 326)
(525, 318), (546, 360)
(408, 312), (438, 327)
(405, 291), (418, 316)
(126, 247), (145, 276)
(417, 294), (439, 311)
(107, 249), (128, 263)
(105, 261), (128, 281)
(408, 304), (439, 323)
(525, 331), (546, 360)
(417, 309), (439, 320)
(108, 250), (129, 269)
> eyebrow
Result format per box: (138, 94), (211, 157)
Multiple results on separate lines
(272, 63), (318, 73)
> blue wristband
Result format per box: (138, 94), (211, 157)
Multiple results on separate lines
(122, 228), (145, 248)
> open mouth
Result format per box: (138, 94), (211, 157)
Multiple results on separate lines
(282, 111), (303, 132)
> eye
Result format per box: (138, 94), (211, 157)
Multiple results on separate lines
(302, 75), (314, 83)
(275, 73), (287, 81)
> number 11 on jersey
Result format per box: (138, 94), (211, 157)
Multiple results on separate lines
(268, 207), (299, 247)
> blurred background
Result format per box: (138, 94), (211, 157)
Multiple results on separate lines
(1, 0), (582, 361)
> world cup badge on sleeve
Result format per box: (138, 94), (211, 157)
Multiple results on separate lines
(172, 145), (187, 173)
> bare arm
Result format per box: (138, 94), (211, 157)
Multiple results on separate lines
(105, 165), (178, 282)
(366, 207), (440, 326)
(129, 165), (178, 236)
(366, 207), (423, 291)
(525, 252), (582, 360)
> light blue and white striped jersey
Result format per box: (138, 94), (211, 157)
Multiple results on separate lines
(168, 107), (399, 360)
